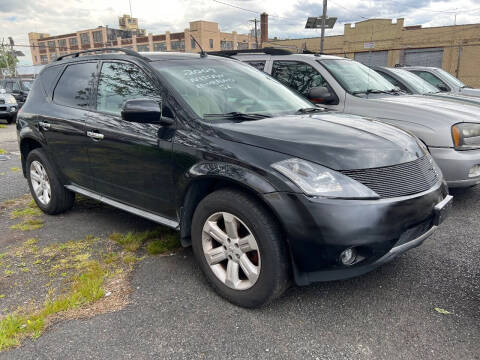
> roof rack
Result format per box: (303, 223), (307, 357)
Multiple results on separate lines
(207, 48), (294, 57)
(55, 47), (150, 62)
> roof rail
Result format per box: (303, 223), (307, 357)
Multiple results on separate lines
(55, 47), (150, 62)
(207, 48), (294, 57)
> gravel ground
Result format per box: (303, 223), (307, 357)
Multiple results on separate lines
(0, 123), (478, 359)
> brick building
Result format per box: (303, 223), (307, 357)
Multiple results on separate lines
(265, 18), (480, 87)
(28, 15), (256, 65)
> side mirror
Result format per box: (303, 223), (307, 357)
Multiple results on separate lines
(437, 84), (449, 92)
(308, 86), (337, 105)
(121, 98), (173, 126)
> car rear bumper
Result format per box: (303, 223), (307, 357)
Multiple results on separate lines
(429, 147), (480, 188)
(262, 181), (451, 285)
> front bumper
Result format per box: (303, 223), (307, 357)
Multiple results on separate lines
(263, 181), (450, 285)
(429, 147), (480, 188)
(0, 104), (18, 119)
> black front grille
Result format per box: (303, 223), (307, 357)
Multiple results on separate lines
(340, 156), (439, 198)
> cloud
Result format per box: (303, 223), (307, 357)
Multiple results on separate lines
(2, 0), (480, 65)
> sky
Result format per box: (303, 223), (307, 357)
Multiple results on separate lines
(1, 0), (480, 65)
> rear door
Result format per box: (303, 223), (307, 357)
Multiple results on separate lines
(44, 61), (98, 188)
(85, 60), (175, 218)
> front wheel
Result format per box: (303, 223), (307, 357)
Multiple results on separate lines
(192, 189), (290, 308)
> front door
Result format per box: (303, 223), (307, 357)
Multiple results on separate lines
(85, 60), (176, 218)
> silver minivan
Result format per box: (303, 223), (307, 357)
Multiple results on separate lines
(228, 51), (480, 188)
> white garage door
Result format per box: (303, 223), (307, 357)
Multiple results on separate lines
(404, 48), (444, 67)
(354, 51), (388, 67)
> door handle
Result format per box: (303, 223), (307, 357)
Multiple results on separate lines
(39, 121), (51, 131)
(86, 131), (104, 141)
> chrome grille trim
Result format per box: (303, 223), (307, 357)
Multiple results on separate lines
(340, 156), (439, 198)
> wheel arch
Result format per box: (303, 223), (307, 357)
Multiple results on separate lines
(19, 136), (44, 177)
(178, 163), (286, 248)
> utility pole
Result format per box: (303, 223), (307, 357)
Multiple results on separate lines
(320, 0), (327, 53)
(250, 18), (259, 49)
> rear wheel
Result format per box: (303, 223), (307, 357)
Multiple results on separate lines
(26, 149), (75, 215)
(192, 189), (290, 308)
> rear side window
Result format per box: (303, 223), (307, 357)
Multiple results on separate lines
(39, 66), (64, 97)
(54, 62), (97, 108)
(246, 61), (266, 72)
(271, 61), (329, 97)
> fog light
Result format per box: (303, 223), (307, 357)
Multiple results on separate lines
(340, 248), (357, 266)
(468, 165), (480, 178)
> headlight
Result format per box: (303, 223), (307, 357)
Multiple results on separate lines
(271, 158), (379, 199)
(5, 95), (17, 105)
(452, 123), (480, 150)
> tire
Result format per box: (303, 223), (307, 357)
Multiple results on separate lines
(6, 114), (15, 124)
(192, 188), (290, 308)
(26, 148), (75, 215)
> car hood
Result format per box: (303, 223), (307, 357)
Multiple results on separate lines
(429, 93), (480, 106)
(370, 95), (480, 124)
(459, 87), (480, 98)
(210, 113), (425, 170)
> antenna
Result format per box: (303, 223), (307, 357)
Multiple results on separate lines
(190, 35), (207, 58)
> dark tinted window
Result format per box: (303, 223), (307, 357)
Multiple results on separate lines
(246, 61), (266, 72)
(411, 71), (450, 91)
(377, 71), (409, 92)
(40, 66), (64, 98)
(96, 62), (157, 115)
(271, 61), (328, 96)
(54, 62), (97, 108)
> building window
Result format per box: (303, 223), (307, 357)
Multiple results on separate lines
(93, 31), (102, 43)
(238, 42), (248, 50)
(153, 42), (166, 51)
(34, 56), (38, 63)
(191, 39), (196, 49)
(40, 55), (48, 63)
(136, 44), (149, 52)
(80, 33), (90, 45)
(171, 40), (185, 50)
(209, 39), (214, 49)
(220, 41), (233, 50)
(50, 52), (57, 61)
(48, 41), (56, 50)
(69, 37), (78, 47)
(39, 42), (46, 49)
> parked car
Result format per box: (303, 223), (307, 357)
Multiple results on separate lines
(17, 48), (452, 307)
(403, 66), (480, 97)
(0, 88), (18, 124)
(224, 49), (480, 188)
(0, 78), (34, 108)
(373, 66), (480, 106)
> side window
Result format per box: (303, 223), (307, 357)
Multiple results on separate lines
(4, 82), (13, 92)
(378, 72), (408, 92)
(412, 71), (449, 91)
(246, 61), (266, 72)
(271, 61), (329, 97)
(96, 62), (157, 116)
(54, 62), (98, 108)
(12, 81), (21, 91)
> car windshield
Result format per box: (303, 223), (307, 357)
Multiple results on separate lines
(436, 68), (467, 88)
(389, 68), (440, 94)
(152, 58), (313, 120)
(320, 59), (398, 95)
(21, 80), (33, 91)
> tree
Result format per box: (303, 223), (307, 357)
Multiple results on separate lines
(0, 46), (19, 77)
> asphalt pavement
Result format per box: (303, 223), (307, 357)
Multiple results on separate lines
(0, 122), (478, 359)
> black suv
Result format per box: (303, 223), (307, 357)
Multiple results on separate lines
(0, 78), (34, 108)
(17, 49), (452, 307)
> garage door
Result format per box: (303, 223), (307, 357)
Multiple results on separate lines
(354, 51), (388, 67)
(404, 48), (443, 67)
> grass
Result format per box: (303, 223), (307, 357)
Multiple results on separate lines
(0, 125), (6, 129)
(10, 207), (42, 219)
(10, 168), (20, 172)
(0, 262), (106, 350)
(10, 219), (44, 231)
(109, 228), (180, 254)
(0, 149), (6, 155)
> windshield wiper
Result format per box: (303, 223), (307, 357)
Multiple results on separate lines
(352, 88), (403, 95)
(203, 112), (271, 121)
(296, 107), (327, 114)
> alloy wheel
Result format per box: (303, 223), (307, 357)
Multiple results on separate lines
(202, 212), (261, 290)
(30, 160), (51, 205)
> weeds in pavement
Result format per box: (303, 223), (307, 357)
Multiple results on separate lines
(0, 149), (6, 155)
(10, 168), (19, 172)
(109, 228), (180, 254)
(10, 200), (44, 231)
(11, 219), (44, 231)
(0, 125), (6, 129)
